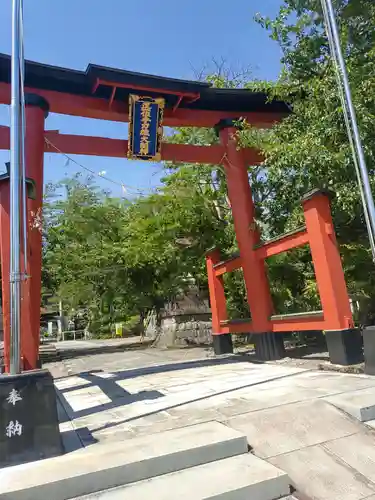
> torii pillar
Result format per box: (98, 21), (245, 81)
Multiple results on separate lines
(1, 94), (48, 372)
(215, 119), (285, 359)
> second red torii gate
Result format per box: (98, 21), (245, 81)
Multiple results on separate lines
(0, 52), (362, 370)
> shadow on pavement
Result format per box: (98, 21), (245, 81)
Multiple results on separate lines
(56, 346), (327, 435)
(89, 369), (306, 435)
(56, 356), (249, 419)
(57, 355), (247, 389)
(56, 353), (265, 420)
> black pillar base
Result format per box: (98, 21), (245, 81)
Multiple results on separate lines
(255, 332), (286, 361)
(363, 326), (375, 375)
(325, 328), (363, 366)
(213, 334), (233, 355)
(0, 369), (63, 468)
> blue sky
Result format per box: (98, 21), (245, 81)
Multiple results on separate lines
(0, 0), (283, 198)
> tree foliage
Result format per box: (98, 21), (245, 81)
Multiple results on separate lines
(42, 164), (233, 334)
(238, 0), (375, 316)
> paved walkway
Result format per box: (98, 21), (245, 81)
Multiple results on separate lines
(48, 347), (375, 500)
(56, 337), (145, 351)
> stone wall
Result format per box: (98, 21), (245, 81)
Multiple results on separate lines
(154, 313), (212, 347)
(146, 312), (253, 348)
(144, 287), (254, 348)
(145, 288), (213, 347)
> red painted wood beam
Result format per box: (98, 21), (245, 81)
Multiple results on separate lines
(44, 133), (263, 164)
(270, 317), (327, 332)
(93, 78), (200, 100)
(46, 132), (246, 163)
(255, 229), (309, 260)
(0, 127), (263, 165)
(0, 125), (9, 150)
(214, 256), (242, 276)
(219, 315), (327, 334)
(219, 321), (254, 334)
(0, 83), (128, 123)
(0, 82), (286, 128)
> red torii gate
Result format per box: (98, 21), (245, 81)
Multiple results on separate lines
(0, 53), (362, 370)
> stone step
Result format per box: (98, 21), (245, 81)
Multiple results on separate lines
(0, 421), (248, 500)
(73, 453), (290, 500)
(325, 386), (375, 422)
(365, 419), (375, 431)
(39, 344), (60, 362)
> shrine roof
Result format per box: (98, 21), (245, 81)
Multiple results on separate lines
(0, 53), (291, 115)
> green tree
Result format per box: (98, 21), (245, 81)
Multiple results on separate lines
(42, 165), (230, 335)
(236, 0), (375, 318)
(43, 175), (134, 335)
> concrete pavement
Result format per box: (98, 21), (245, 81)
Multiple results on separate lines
(44, 347), (375, 499)
(5, 422), (290, 500)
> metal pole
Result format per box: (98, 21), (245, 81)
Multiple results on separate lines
(19, 1), (28, 274)
(321, 0), (375, 248)
(58, 300), (63, 341)
(9, 0), (22, 374)
(320, 0), (375, 260)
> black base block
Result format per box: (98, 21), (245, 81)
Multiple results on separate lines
(255, 332), (286, 361)
(325, 328), (363, 366)
(213, 334), (233, 355)
(0, 369), (63, 468)
(363, 326), (375, 375)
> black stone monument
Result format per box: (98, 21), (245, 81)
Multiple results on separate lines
(325, 328), (363, 366)
(0, 369), (63, 468)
